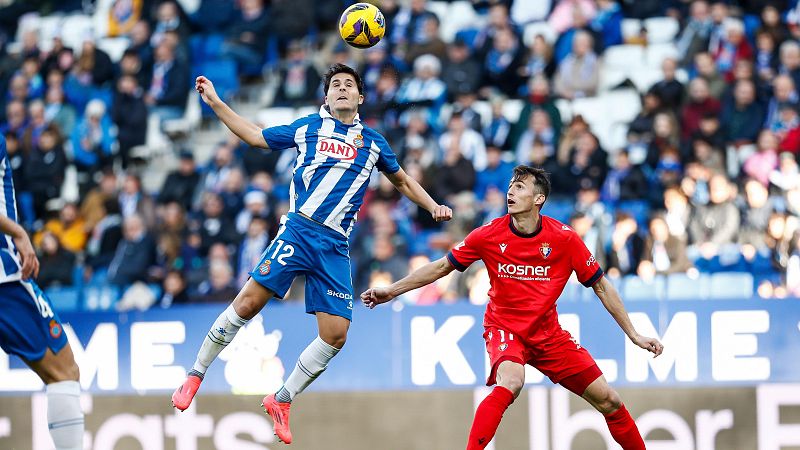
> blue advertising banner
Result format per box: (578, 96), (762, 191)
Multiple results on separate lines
(2, 299), (799, 395)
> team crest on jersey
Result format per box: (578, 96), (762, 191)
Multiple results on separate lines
(353, 134), (364, 148)
(49, 319), (62, 339)
(258, 260), (272, 275)
(539, 242), (552, 259)
(317, 138), (357, 160)
(499, 343), (508, 351)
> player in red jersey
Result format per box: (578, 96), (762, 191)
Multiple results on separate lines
(361, 166), (664, 450)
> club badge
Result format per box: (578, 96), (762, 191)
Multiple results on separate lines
(540, 242), (552, 259)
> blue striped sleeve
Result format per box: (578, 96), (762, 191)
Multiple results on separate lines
(262, 115), (316, 150)
(374, 135), (400, 174)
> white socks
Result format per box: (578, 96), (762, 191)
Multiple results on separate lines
(191, 304), (249, 375)
(275, 336), (340, 402)
(46, 380), (83, 450)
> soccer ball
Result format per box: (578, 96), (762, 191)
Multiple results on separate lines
(339, 3), (386, 49)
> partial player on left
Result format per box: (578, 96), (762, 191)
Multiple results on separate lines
(0, 135), (84, 450)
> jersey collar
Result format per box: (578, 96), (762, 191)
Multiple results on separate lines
(320, 106), (361, 124)
(508, 214), (543, 238)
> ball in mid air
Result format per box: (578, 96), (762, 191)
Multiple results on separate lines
(339, 3), (386, 49)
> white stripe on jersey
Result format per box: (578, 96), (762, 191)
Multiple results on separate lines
(299, 121), (364, 221)
(288, 124), (309, 212)
(324, 140), (380, 234)
(300, 119), (336, 190)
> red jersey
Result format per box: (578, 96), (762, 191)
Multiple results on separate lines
(447, 214), (603, 342)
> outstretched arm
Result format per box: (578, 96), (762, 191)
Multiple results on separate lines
(385, 168), (452, 222)
(592, 276), (664, 357)
(361, 257), (455, 308)
(195, 76), (268, 149)
(0, 216), (39, 279)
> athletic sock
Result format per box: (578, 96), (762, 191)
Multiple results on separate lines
(191, 304), (248, 375)
(275, 336), (340, 403)
(46, 380), (84, 450)
(604, 404), (646, 450)
(466, 386), (515, 450)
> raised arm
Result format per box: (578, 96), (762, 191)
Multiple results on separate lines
(195, 76), (268, 149)
(361, 256), (455, 308)
(0, 216), (39, 279)
(592, 276), (664, 357)
(385, 168), (452, 222)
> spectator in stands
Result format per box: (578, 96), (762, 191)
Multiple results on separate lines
(358, 234), (408, 292)
(744, 130), (780, 186)
(601, 150), (648, 204)
(201, 143), (240, 194)
(769, 152), (800, 192)
(708, 2), (730, 56)
(564, 131), (608, 195)
(75, 38), (115, 88)
(119, 173), (156, 229)
(150, 1), (191, 48)
(442, 38), (482, 101)
(677, 0), (713, 67)
(548, 0), (596, 35)
(691, 112), (726, 152)
(219, 167), (245, 218)
(236, 213), (269, 288)
(690, 137), (726, 175)
(520, 34), (556, 81)
(272, 41), (321, 107)
(108, 214), (156, 286)
(192, 192), (240, 256)
(23, 125), (66, 220)
(395, 54), (447, 130)
(693, 51), (727, 99)
(607, 212), (644, 278)
(649, 58), (684, 112)
(41, 36), (75, 76)
(779, 40), (800, 89)
(738, 177), (776, 250)
(19, 56), (44, 99)
(553, 31), (600, 99)
(78, 170), (116, 231)
(4, 132), (25, 200)
(474, 145), (514, 201)
(128, 20), (154, 75)
(116, 49), (150, 96)
(765, 211), (795, 277)
(235, 189), (270, 235)
(765, 75), (798, 129)
(406, 14), (447, 64)
(44, 86), (76, 138)
(192, 261), (239, 303)
(774, 102), (800, 145)
(663, 186), (691, 240)
(515, 108), (557, 164)
(647, 112), (681, 169)
(1, 101), (27, 139)
(638, 214), (692, 279)
(570, 211), (607, 269)
(220, 0), (270, 69)
(481, 26), (525, 97)
(71, 99), (116, 195)
(36, 202), (87, 254)
(757, 5), (789, 48)
(484, 98), (511, 149)
(390, 0), (439, 59)
(36, 231), (76, 289)
(689, 174), (740, 258)
(682, 77), (722, 140)
(590, 0), (622, 51)
(146, 41), (189, 123)
(714, 18), (753, 82)
(158, 150), (200, 210)
(22, 100), (48, 153)
(7, 73), (31, 104)
(112, 74), (148, 169)
(452, 92), (483, 132)
(438, 110), (487, 171)
(509, 75), (562, 151)
(158, 270), (190, 307)
(721, 79), (766, 145)
(755, 30), (780, 84)
(432, 136), (476, 202)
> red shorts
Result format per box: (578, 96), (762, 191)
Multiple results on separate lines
(483, 326), (602, 395)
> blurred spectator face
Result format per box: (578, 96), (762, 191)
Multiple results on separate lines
(373, 236), (395, 261)
(29, 101), (45, 125)
(642, 92), (661, 111)
(287, 43), (307, 63)
(664, 187), (687, 210)
(488, 4), (509, 27)
(447, 114), (465, 133)
(699, 115), (720, 134)
(9, 75), (29, 101)
(711, 2), (728, 23)
(767, 213), (787, 239)
(447, 42), (469, 62)
(163, 203), (184, 228)
(695, 52), (717, 76)
(131, 21), (150, 45)
(529, 75), (550, 97)
(123, 215), (145, 240)
(779, 104), (798, 125)
(649, 217), (670, 242)
(762, 6), (781, 27)
(250, 172), (274, 192)
(690, 1), (710, 21)
(39, 130), (57, 151)
(773, 75), (795, 101)
(693, 139), (713, 160)
(209, 262), (234, 290)
(86, 100), (106, 124)
(733, 59), (754, 81)
(365, 45), (387, 65)
(22, 58), (39, 78)
(158, 1), (178, 22)
(725, 20), (745, 45)
(214, 146), (233, 167)
(780, 42), (800, 70)
(120, 53), (142, 75)
(414, 55), (441, 80)
(734, 81), (755, 106)
(577, 185), (600, 205)
(575, 132), (597, 153)
(745, 179), (769, 207)
(208, 243), (229, 263)
(155, 42), (174, 63)
(423, 17), (440, 41)
(615, 215), (637, 235)
(531, 109), (551, 133)
(164, 271), (186, 295)
(247, 218), (267, 238)
(407, 114), (427, 134)
(689, 78), (710, 102)
(570, 214), (593, 237)
(614, 151), (631, 170)
(242, 0), (263, 14)
(709, 175), (731, 204)
(532, 35), (549, 56)
(22, 29), (38, 51)
(758, 130), (779, 151)
(5, 134), (19, 154)
(224, 168), (245, 193)
(654, 113), (675, 138)
(661, 58), (677, 80)
(123, 175), (141, 194)
(60, 204), (78, 224)
(486, 146), (502, 167)
(203, 194), (224, 217)
(45, 86), (65, 104)
(117, 75), (138, 95)
(41, 232), (60, 255)
(47, 70), (64, 89)
(179, 155), (195, 175)
(756, 32), (775, 55)
(572, 32), (592, 57)
(411, 0), (427, 14)
(99, 172), (118, 195)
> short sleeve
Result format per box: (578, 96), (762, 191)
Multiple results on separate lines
(375, 137), (400, 174)
(569, 232), (604, 287)
(447, 228), (483, 272)
(262, 116), (309, 150)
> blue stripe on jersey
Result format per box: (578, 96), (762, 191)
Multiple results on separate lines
(0, 248), (19, 276)
(2, 155), (17, 222)
(315, 138), (373, 223)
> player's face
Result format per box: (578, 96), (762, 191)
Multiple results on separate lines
(507, 176), (545, 214)
(325, 73), (363, 114)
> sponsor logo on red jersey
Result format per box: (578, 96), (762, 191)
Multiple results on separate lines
(497, 263), (551, 281)
(317, 138), (358, 160)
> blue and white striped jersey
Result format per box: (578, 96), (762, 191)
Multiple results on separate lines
(0, 136), (23, 283)
(262, 106), (401, 237)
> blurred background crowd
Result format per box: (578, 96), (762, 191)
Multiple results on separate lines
(0, 0), (799, 311)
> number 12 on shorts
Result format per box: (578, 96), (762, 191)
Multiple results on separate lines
(269, 240), (295, 266)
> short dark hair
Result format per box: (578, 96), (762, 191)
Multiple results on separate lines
(511, 165), (551, 204)
(323, 63), (364, 96)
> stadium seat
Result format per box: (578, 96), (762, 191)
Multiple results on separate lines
(427, 1), (450, 23)
(501, 99), (524, 123)
(598, 67), (629, 92)
(601, 90), (642, 123)
(83, 283), (121, 311)
(257, 107), (297, 128)
(643, 17), (680, 44)
(523, 21), (557, 46)
(628, 67), (664, 92)
(603, 45), (645, 71)
(666, 273), (710, 300)
(554, 98), (572, 122)
(97, 37), (130, 63)
(709, 272), (754, 300)
(45, 287), (81, 313)
(163, 91), (203, 139)
(622, 275), (665, 301)
(441, 1), (485, 43)
(645, 43), (679, 68)
(621, 18), (642, 40)
(60, 14), (95, 51)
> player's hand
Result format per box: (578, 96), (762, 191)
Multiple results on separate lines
(431, 204), (452, 222)
(360, 287), (395, 309)
(195, 76), (220, 107)
(632, 334), (664, 358)
(13, 233), (39, 280)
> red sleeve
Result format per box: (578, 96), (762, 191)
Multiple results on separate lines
(568, 232), (604, 287)
(447, 227), (484, 272)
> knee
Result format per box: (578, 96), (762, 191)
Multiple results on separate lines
(233, 291), (264, 320)
(500, 374), (524, 397)
(595, 389), (622, 414)
(321, 331), (347, 350)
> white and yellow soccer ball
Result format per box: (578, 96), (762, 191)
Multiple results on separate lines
(339, 3), (386, 49)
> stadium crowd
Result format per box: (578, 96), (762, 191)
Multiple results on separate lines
(0, 0), (799, 310)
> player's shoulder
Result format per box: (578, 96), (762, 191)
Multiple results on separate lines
(294, 113), (321, 127)
(472, 215), (508, 238)
(541, 214), (579, 240)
